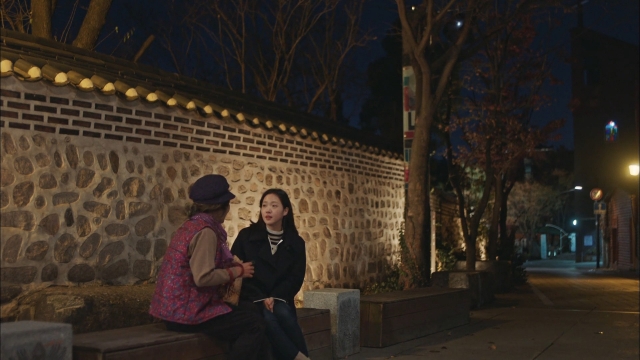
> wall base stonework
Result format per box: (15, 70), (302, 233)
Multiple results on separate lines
(1, 284), (157, 333)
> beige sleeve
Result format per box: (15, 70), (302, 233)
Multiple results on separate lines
(188, 228), (240, 287)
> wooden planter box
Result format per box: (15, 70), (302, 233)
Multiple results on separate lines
(360, 287), (470, 348)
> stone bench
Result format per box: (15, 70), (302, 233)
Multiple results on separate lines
(72, 308), (331, 360)
(360, 287), (470, 348)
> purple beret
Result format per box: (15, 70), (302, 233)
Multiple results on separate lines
(189, 175), (235, 204)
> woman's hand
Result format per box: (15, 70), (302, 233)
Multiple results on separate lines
(264, 297), (274, 312)
(241, 262), (254, 278)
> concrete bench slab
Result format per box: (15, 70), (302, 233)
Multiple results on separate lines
(72, 308), (331, 360)
(360, 287), (469, 348)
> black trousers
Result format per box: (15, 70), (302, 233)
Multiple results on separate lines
(237, 300), (306, 360)
(165, 307), (267, 360)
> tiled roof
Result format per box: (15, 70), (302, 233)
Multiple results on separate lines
(0, 29), (401, 158)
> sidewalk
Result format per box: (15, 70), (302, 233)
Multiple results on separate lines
(347, 259), (640, 360)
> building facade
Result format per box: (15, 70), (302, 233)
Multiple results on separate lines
(571, 27), (639, 267)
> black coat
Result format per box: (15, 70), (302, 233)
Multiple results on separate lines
(231, 224), (306, 310)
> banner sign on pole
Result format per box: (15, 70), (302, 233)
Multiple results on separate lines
(402, 66), (416, 133)
(402, 66), (416, 184)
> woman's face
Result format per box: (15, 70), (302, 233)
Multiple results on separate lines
(261, 193), (289, 231)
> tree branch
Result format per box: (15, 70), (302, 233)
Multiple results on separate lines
(133, 34), (155, 63)
(72, 0), (113, 49)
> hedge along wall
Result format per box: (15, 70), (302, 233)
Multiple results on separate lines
(0, 76), (405, 302)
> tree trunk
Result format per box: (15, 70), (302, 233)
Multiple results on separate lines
(487, 175), (502, 261)
(465, 143), (494, 270)
(398, 0), (476, 283)
(31, 0), (53, 39)
(465, 228), (478, 271)
(498, 192), (510, 259)
(72, 0), (113, 49)
(498, 178), (514, 260)
(405, 104), (433, 281)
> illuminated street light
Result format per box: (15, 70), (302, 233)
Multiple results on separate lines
(630, 164), (639, 176)
(573, 219), (577, 226)
(561, 186), (583, 194)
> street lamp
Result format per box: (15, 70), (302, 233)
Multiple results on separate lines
(561, 186), (583, 194)
(554, 186), (582, 254)
(629, 164), (639, 275)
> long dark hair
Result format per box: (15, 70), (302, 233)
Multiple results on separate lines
(254, 188), (298, 234)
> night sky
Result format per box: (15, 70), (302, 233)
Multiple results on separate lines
(532, 0), (639, 150)
(356, 0), (639, 150)
(49, 0), (640, 149)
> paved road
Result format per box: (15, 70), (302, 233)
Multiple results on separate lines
(524, 260), (639, 312)
(350, 259), (639, 360)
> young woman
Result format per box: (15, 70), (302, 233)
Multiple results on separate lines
(231, 188), (309, 360)
(150, 174), (266, 360)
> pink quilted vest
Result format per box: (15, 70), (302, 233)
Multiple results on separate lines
(149, 213), (233, 324)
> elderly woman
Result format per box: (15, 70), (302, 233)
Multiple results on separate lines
(150, 174), (266, 360)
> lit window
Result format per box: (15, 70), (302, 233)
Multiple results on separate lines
(605, 121), (618, 142)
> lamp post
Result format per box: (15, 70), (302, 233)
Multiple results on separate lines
(555, 186), (582, 254)
(545, 223), (568, 255)
(630, 165), (639, 275)
(591, 188), (605, 268)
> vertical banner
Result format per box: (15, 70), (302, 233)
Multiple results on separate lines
(402, 66), (416, 184)
(402, 66), (416, 133)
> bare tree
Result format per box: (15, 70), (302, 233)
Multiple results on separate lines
(396, 0), (555, 277)
(181, 0), (370, 120)
(1, 0), (31, 32)
(2, 0), (113, 50)
(396, 0), (480, 279)
(301, 0), (371, 120)
(508, 181), (561, 253)
(451, 5), (564, 265)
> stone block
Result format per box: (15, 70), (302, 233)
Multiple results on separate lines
(454, 260), (513, 293)
(304, 288), (360, 359)
(1, 321), (72, 360)
(431, 270), (495, 308)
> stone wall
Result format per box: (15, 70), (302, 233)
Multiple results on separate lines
(0, 77), (405, 303)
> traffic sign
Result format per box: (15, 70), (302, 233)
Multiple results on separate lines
(593, 200), (606, 215)
(590, 188), (603, 201)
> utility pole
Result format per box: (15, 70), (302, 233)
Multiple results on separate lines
(595, 213), (600, 268)
(591, 188), (605, 268)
